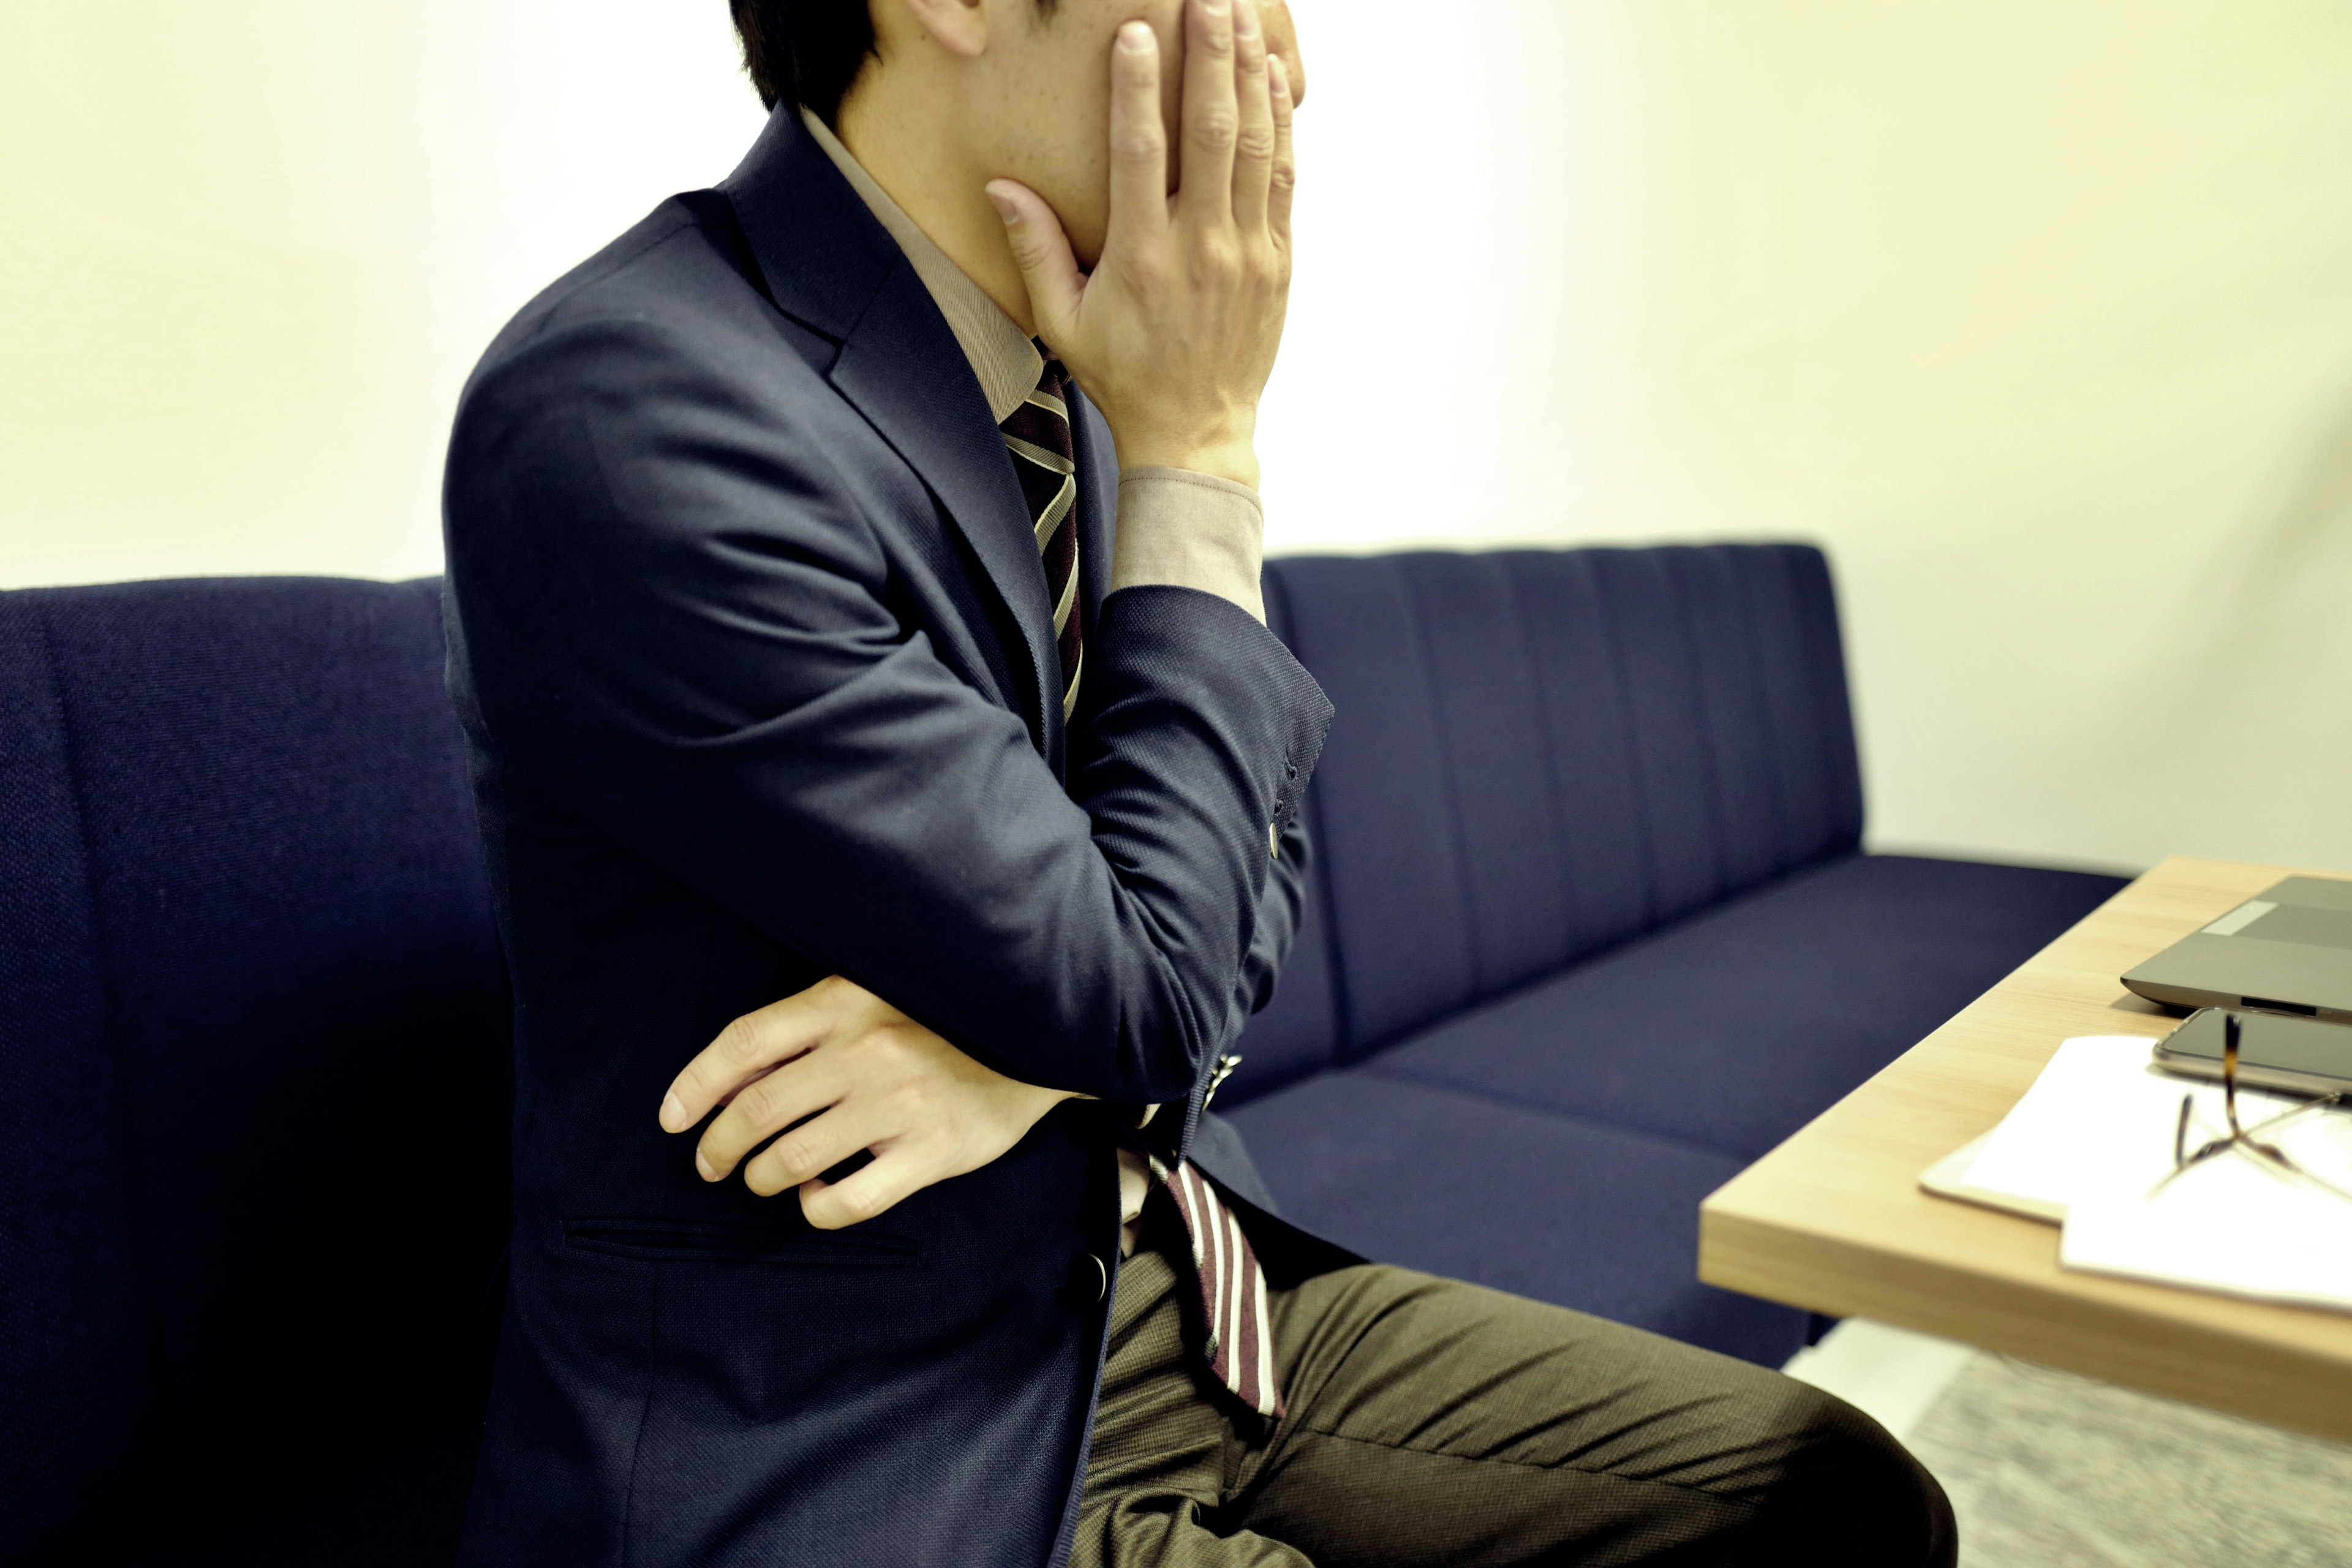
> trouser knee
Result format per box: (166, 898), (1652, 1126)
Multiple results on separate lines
(1747, 1387), (1956, 1568)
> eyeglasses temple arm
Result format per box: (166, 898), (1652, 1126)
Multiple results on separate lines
(2223, 1011), (2244, 1139)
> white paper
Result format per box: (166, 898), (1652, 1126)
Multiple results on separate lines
(1959, 1034), (2352, 1311)
(1956, 1036), (2249, 1211)
(2064, 1139), (2352, 1311)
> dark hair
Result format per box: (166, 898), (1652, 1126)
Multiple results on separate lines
(730, 1), (1056, 124)
(729, 2), (876, 124)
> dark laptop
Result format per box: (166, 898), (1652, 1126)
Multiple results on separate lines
(2123, 875), (2352, 1022)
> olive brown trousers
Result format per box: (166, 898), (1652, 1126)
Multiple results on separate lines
(1072, 1217), (1957, 1568)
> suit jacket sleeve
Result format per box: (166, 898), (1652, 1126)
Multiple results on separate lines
(1229, 812), (1310, 1035)
(444, 311), (1331, 1108)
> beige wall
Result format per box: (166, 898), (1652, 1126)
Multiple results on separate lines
(0, 3), (766, 585)
(6, 3), (2348, 874)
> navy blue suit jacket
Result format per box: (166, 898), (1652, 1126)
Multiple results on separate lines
(441, 106), (1346, 1567)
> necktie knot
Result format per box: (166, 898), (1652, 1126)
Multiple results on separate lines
(1000, 361), (1084, 718)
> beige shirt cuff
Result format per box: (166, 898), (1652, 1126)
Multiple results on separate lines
(1110, 468), (1267, 624)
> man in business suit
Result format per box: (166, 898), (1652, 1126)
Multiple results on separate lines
(442, 1), (1956, 1563)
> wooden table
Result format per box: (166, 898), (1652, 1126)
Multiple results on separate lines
(1698, 856), (2352, 1442)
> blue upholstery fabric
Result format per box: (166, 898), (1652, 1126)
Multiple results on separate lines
(0, 549), (2132, 1553)
(1226, 855), (2124, 1368)
(0, 579), (509, 1564)
(1226, 545), (2129, 1366)
(0, 596), (148, 1560)
(1222, 1073), (1810, 1368)
(1369, 853), (2127, 1160)
(1253, 546), (1864, 1069)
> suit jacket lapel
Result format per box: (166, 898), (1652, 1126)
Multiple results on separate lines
(1070, 386), (1119, 651)
(718, 107), (1061, 757)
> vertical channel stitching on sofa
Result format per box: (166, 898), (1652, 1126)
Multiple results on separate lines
(1747, 546), (1800, 878)
(1791, 546), (1866, 850)
(1703, 546), (1793, 887)
(1741, 546), (1821, 873)
(1635, 547), (1711, 924)
(1476, 551), (1581, 995)
(1602, 548), (1722, 927)
(33, 596), (171, 1530)
(1261, 564), (1352, 1076)
(1766, 543), (1844, 868)
(1392, 555), (1482, 1028)
(1499, 556), (1586, 974)
(1674, 549), (1755, 894)
(1402, 554), (1508, 1006)
(1665, 548), (1736, 910)
(1576, 549), (1660, 941)
(0, 597), (144, 1555)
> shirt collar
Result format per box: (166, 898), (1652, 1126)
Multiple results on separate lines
(801, 108), (1043, 426)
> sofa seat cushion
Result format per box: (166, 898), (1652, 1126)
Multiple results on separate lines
(1222, 1072), (1809, 1366)
(1363, 853), (2128, 1162)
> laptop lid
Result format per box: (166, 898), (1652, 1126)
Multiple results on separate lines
(2122, 876), (2352, 1022)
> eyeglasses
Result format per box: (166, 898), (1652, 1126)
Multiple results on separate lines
(2157, 1011), (2352, 1204)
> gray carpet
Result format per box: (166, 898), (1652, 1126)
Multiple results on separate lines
(1905, 1355), (2352, 1567)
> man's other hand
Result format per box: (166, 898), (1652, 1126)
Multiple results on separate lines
(658, 976), (1079, 1229)
(985, 0), (1294, 491)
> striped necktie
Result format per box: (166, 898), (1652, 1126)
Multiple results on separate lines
(1148, 1153), (1286, 1419)
(999, 356), (1084, 718)
(1001, 364), (1285, 1418)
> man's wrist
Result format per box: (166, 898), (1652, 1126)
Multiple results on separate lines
(1116, 436), (1260, 491)
(1172, 446), (1261, 491)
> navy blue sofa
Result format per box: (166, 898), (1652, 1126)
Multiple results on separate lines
(0, 546), (2126, 1565)
(1224, 547), (2127, 1363)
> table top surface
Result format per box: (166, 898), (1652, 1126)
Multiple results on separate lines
(1698, 856), (2352, 1442)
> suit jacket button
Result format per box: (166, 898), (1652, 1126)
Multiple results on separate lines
(1066, 1253), (1108, 1305)
(1204, 1053), (1243, 1110)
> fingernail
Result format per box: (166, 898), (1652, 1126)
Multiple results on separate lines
(660, 1091), (686, 1133)
(695, 1151), (717, 1182)
(1117, 20), (1153, 53)
(985, 187), (1020, 225)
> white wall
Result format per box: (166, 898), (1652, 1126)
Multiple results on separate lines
(0, 2), (766, 586)
(1261, 1), (2352, 875)
(5, 2), (2348, 874)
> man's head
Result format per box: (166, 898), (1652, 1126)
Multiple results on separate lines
(729, 1), (1303, 270)
(729, 0), (895, 124)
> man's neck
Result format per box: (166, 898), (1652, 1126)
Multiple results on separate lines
(835, 89), (1037, 339)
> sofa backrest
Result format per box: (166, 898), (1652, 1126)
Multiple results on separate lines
(0, 578), (510, 1561)
(1235, 544), (1864, 1100)
(0, 548), (1859, 1540)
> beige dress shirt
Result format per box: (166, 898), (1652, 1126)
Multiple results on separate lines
(802, 111), (1267, 1254)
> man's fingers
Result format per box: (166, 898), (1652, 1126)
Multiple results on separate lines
(695, 1053), (840, 1182)
(741, 1101), (878, 1199)
(800, 1145), (932, 1231)
(1229, 0), (1275, 233)
(1267, 53), (1296, 246)
(660, 990), (829, 1133)
(986, 179), (1085, 347)
(1105, 19), (1170, 252)
(1178, 0), (1241, 224)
